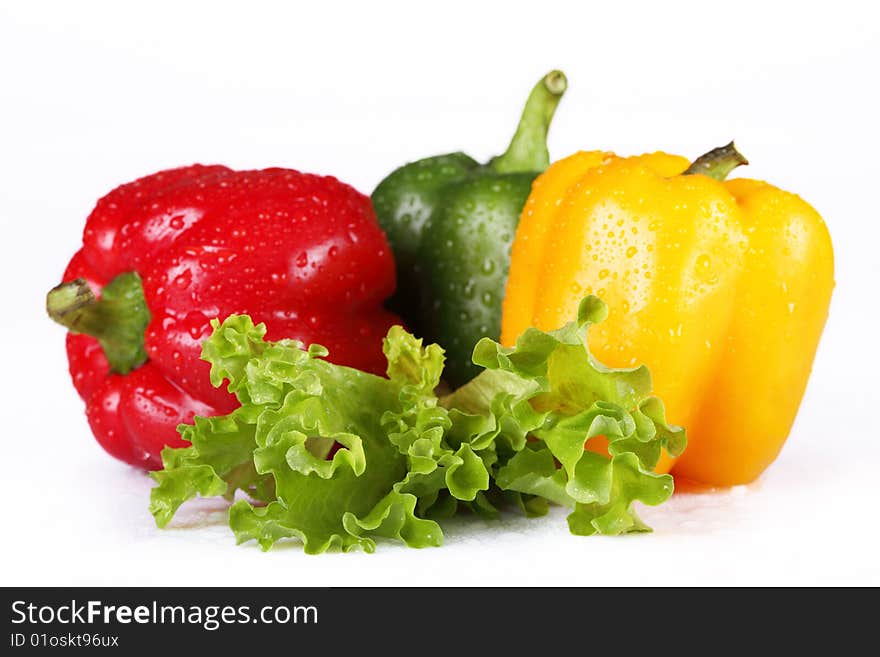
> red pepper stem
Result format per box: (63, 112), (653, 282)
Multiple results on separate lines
(489, 70), (567, 174)
(46, 272), (151, 374)
(684, 141), (749, 181)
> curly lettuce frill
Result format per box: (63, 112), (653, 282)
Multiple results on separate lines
(442, 296), (686, 535)
(151, 317), (451, 553)
(150, 296), (685, 553)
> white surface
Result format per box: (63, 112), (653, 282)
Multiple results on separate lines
(1, 0), (878, 586)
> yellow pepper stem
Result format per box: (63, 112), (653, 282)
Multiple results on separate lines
(684, 141), (749, 181)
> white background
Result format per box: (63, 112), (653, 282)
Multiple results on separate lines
(1, 0), (878, 586)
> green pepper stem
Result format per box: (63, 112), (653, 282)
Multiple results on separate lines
(46, 272), (151, 374)
(684, 141), (749, 181)
(489, 70), (567, 174)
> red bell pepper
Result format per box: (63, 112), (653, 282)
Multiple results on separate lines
(47, 164), (400, 469)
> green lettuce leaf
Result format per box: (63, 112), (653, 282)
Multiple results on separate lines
(152, 316), (445, 553)
(150, 295), (686, 552)
(442, 296), (686, 535)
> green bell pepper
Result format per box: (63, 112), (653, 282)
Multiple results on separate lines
(372, 70), (567, 387)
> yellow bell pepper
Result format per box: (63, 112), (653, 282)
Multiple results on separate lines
(501, 144), (834, 486)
